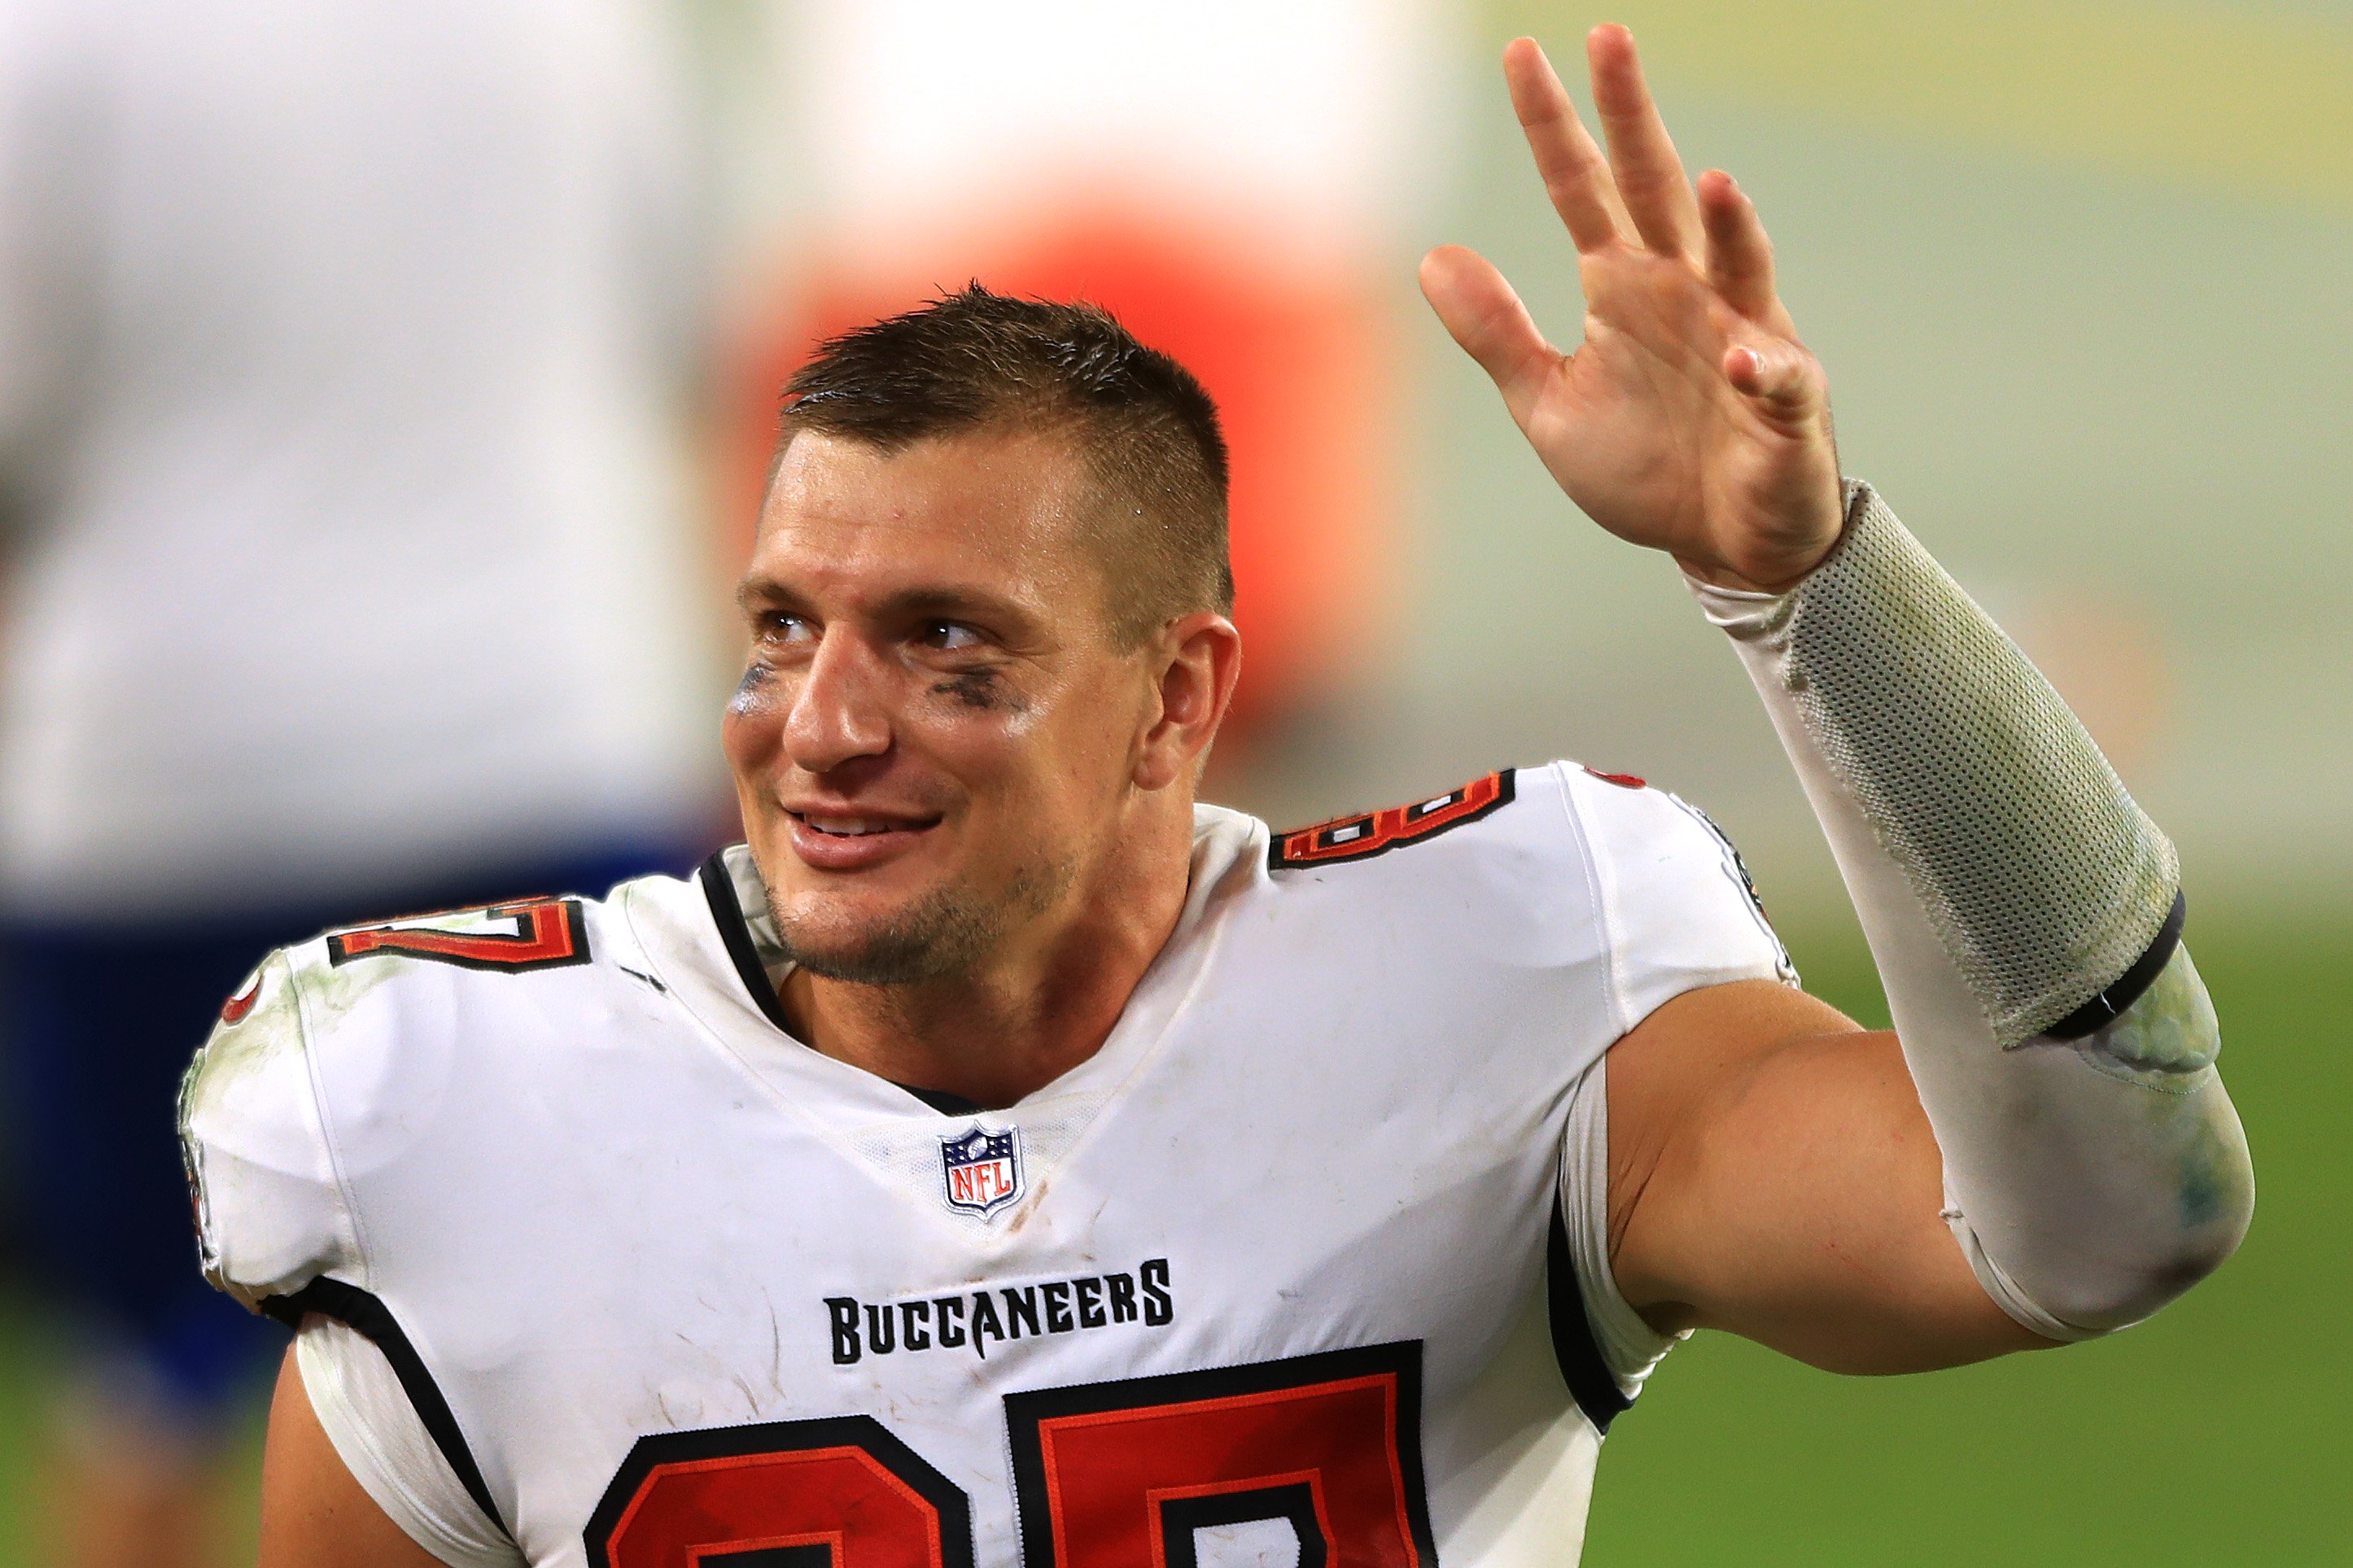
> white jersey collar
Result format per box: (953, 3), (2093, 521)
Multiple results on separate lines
(623, 804), (1266, 1126)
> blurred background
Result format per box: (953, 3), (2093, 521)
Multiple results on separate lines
(0, 0), (2343, 1561)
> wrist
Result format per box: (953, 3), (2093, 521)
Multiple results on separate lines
(1675, 479), (1870, 596)
(1674, 557), (1807, 595)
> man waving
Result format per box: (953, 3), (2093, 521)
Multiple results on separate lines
(189, 28), (2249, 1566)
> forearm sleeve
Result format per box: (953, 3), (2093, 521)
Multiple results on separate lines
(1690, 481), (2252, 1339)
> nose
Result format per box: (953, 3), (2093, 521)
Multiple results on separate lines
(782, 629), (894, 775)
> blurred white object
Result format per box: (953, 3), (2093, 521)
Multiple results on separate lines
(0, 0), (719, 916)
(788, 0), (1452, 264)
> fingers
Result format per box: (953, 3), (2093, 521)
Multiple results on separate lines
(1698, 169), (1778, 321)
(1585, 24), (1704, 260)
(1419, 245), (1558, 424)
(1502, 37), (1623, 253)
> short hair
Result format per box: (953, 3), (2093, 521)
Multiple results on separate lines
(775, 284), (1233, 645)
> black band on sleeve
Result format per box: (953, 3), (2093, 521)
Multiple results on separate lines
(2042, 889), (2186, 1041)
(1546, 1206), (1632, 1434)
(263, 1278), (511, 1541)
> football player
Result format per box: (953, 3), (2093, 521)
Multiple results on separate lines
(185, 28), (2251, 1567)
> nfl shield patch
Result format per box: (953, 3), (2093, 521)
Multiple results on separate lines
(940, 1125), (1023, 1217)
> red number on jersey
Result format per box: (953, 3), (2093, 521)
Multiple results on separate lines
(1270, 770), (1515, 869)
(325, 898), (591, 973)
(1008, 1343), (1433, 1566)
(582, 1344), (1433, 1566)
(584, 1415), (974, 1568)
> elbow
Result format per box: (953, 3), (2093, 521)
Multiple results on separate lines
(2034, 1124), (2255, 1339)
(2062, 1208), (2250, 1338)
(2130, 1141), (2256, 1325)
(1961, 1080), (2255, 1341)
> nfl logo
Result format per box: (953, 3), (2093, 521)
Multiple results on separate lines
(940, 1125), (1024, 1218)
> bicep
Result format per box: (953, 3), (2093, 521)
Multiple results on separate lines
(260, 1345), (451, 1568)
(1605, 980), (2044, 1373)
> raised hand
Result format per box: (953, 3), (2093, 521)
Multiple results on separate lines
(1422, 28), (1843, 592)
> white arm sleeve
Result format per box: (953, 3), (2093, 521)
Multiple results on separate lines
(1690, 481), (2253, 1339)
(1553, 761), (1795, 1392)
(1559, 1062), (1680, 1390)
(295, 1317), (525, 1568)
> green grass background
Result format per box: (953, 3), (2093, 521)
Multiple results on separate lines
(1585, 906), (2351, 1564)
(0, 906), (2338, 1561)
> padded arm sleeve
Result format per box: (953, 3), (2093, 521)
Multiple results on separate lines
(178, 950), (361, 1312)
(1690, 481), (2253, 1338)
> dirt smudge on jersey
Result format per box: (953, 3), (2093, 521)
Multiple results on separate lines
(182, 954), (304, 1131)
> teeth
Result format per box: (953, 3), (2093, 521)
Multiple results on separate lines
(803, 815), (891, 837)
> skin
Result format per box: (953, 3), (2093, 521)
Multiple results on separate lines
(1415, 26), (2037, 1368)
(724, 423), (1243, 1107)
(260, 1345), (442, 1568)
(260, 27), (2032, 1563)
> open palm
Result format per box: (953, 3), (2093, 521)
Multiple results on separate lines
(1422, 28), (1844, 591)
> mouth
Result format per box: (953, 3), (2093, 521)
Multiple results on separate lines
(781, 808), (943, 870)
(794, 813), (933, 838)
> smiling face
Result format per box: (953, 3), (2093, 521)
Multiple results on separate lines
(724, 425), (1187, 985)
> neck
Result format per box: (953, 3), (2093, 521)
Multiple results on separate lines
(774, 806), (1196, 1109)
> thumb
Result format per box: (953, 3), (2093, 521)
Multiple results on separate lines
(1723, 341), (1823, 425)
(1420, 245), (1557, 425)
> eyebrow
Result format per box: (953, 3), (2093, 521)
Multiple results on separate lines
(736, 578), (1041, 634)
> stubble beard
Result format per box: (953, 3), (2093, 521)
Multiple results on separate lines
(768, 856), (1077, 986)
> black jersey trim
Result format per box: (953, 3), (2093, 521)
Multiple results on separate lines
(1004, 1340), (1436, 1568)
(898, 1082), (988, 1116)
(2043, 889), (2187, 1040)
(698, 850), (798, 1036)
(1161, 1483), (1327, 1568)
(583, 1413), (976, 1568)
(698, 851), (998, 1116)
(261, 1278), (510, 1540)
(1546, 1207), (1632, 1434)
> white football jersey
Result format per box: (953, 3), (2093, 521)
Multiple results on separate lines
(182, 762), (1791, 1566)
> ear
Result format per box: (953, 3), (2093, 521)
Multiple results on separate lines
(1132, 611), (1243, 793)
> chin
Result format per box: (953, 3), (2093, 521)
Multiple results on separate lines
(768, 884), (995, 987)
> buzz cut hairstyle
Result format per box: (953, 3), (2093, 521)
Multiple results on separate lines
(774, 284), (1235, 646)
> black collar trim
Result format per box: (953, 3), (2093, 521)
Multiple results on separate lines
(697, 850), (797, 1036)
(696, 850), (999, 1119)
(900, 1083), (988, 1117)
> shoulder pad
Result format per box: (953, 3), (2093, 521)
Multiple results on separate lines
(182, 891), (649, 1312)
(1559, 762), (1797, 1029)
(180, 949), (357, 1311)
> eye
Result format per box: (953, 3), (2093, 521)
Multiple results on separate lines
(762, 612), (816, 644)
(918, 620), (983, 652)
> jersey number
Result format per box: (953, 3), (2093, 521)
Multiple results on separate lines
(585, 1343), (1434, 1566)
(1269, 771), (1515, 869)
(325, 898), (592, 972)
